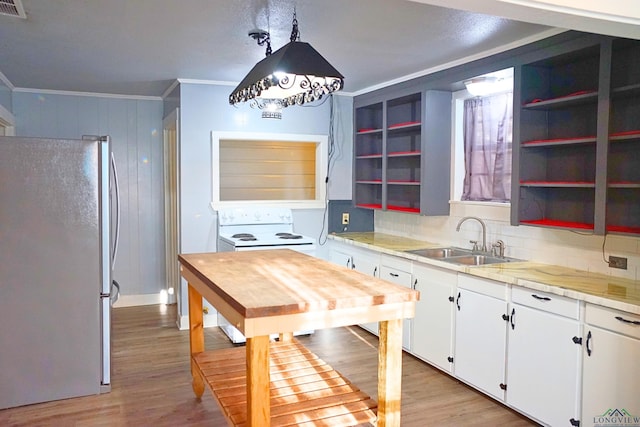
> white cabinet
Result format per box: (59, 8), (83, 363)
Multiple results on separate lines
(328, 241), (381, 335)
(412, 262), (456, 372)
(454, 274), (509, 401)
(351, 248), (380, 335)
(328, 244), (353, 270)
(581, 304), (640, 427)
(380, 254), (413, 351)
(507, 287), (581, 427)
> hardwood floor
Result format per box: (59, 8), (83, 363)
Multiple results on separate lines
(0, 304), (538, 426)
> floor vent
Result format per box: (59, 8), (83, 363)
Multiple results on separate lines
(0, 0), (26, 19)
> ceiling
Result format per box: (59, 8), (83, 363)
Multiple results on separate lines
(0, 0), (637, 98)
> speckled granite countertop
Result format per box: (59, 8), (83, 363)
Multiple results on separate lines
(329, 232), (640, 315)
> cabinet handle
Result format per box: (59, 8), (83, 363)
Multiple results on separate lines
(615, 316), (640, 326)
(531, 294), (551, 301)
(572, 336), (582, 345)
(586, 330), (592, 357)
(447, 356), (454, 363)
(570, 418), (580, 427)
(499, 383), (507, 390)
(373, 266), (377, 276)
(389, 272), (399, 277)
(413, 278), (418, 290)
(510, 307), (516, 330)
(456, 292), (461, 311)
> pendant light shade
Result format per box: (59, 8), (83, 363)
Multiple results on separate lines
(229, 12), (344, 118)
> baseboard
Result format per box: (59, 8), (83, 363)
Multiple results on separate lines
(176, 313), (218, 331)
(113, 293), (162, 308)
(112, 291), (176, 308)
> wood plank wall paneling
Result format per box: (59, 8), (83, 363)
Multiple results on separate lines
(219, 139), (317, 202)
(12, 92), (166, 298)
(0, 304), (539, 426)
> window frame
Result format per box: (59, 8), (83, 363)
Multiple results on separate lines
(210, 131), (328, 210)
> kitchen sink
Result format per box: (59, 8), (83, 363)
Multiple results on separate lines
(405, 247), (473, 259)
(442, 254), (518, 266)
(405, 246), (520, 266)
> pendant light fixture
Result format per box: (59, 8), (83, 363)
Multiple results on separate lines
(229, 11), (344, 119)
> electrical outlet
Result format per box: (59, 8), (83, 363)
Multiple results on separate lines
(608, 256), (628, 270)
(342, 212), (350, 225)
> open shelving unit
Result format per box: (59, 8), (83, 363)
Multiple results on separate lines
(355, 102), (384, 210)
(353, 90), (451, 215)
(606, 39), (640, 235)
(516, 44), (601, 232)
(513, 37), (640, 236)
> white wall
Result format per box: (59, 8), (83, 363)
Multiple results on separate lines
(176, 82), (351, 326)
(12, 91), (167, 303)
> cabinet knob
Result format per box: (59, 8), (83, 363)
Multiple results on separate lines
(572, 336), (582, 345)
(499, 383), (507, 390)
(570, 418), (580, 426)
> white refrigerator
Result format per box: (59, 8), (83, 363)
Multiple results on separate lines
(0, 135), (120, 409)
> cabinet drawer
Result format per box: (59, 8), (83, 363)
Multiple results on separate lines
(380, 265), (412, 287)
(585, 304), (640, 339)
(457, 274), (506, 300)
(511, 286), (579, 319)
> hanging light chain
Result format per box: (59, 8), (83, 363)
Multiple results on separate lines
(290, 10), (300, 42)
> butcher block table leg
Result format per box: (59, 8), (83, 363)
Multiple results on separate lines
(188, 284), (205, 398)
(246, 335), (270, 426)
(378, 318), (403, 427)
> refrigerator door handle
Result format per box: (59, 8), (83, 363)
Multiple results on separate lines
(110, 150), (120, 270)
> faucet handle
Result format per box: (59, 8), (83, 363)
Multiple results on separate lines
(492, 240), (506, 257)
(469, 240), (479, 251)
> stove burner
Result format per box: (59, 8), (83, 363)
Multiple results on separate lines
(279, 234), (303, 240)
(238, 237), (257, 241)
(232, 233), (255, 239)
(275, 232), (292, 236)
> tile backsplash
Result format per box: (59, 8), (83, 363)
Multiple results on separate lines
(375, 203), (640, 280)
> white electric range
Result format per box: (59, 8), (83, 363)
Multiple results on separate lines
(216, 207), (316, 343)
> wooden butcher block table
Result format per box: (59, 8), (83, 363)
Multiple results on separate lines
(178, 249), (419, 427)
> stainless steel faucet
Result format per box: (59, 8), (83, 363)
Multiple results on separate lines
(456, 216), (487, 252)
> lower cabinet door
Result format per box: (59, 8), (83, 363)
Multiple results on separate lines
(412, 264), (456, 372)
(581, 325), (640, 427)
(380, 264), (413, 351)
(507, 304), (581, 426)
(352, 252), (380, 336)
(454, 287), (507, 401)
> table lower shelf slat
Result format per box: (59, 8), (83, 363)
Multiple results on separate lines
(193, 339), (377, 427)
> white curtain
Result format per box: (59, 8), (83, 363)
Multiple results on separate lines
(462, 92), (513, 202)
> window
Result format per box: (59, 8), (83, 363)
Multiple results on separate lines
(461, 92), (513, 202)
(452, 68), (513, 204)
(211, 132), (328, 210)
